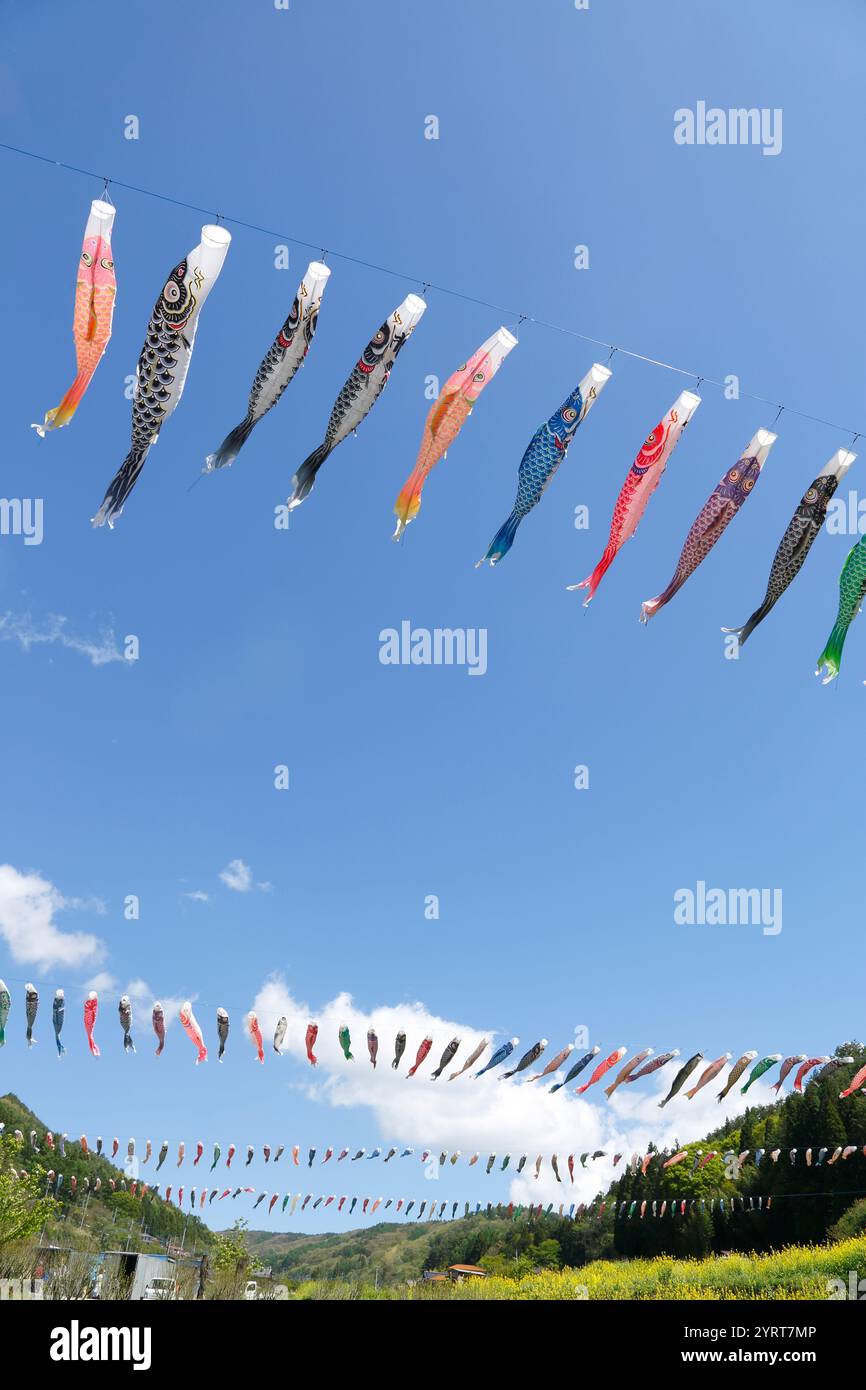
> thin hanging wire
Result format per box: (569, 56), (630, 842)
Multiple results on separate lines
(0, 138), (863, 438)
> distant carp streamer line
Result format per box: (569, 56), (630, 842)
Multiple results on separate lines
(569, 389), (701, 604)
(92, 223), (231, 527)
(640, 428), (777, 623)
(204, 260), (331, 471)
(393, 327), (517, 539)
(33, 198), (117, 436)
(723, 449), (856, 647)
(289, 293), (426, 510)
(815, 533), (866, 683)
(478, 362), (611, 566)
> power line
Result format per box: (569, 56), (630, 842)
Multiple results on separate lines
(1, 138), (863, 442)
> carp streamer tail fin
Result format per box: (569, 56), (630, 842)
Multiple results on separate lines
(289, 440), (332, 510)
(721, 599), (772, 649)
(568, 542), (617, 606)
(92, 446), (151, 528)
(392, 467), (425, 539)
(33, 368), (92, 436)
(639, 576), (682, 625)
(477, 509), (522, 567)
(816, 619), (848, 684)
(205, 416), (256, 472)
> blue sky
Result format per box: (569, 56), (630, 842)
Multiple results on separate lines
(0, 0), (864, 1228)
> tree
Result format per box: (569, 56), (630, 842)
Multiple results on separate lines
(0, 1134), (56, 1246)
(212, 1219), (250, 1275)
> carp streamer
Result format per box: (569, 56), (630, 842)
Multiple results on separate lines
(289, 293), (426, 510)
(179, 1002), (207, 1065)
(33, 199), (117, 435)
(478, 362), (611, 566)
(392, 327), (517, 539)
(815, 533), (866, 683)
(83, 991), (100, 1058)
(93, 224), (231, 527)
(569, 389), (700, 604)
(205, 261), (331, 471)
(640, 428), (776, 623)
(723, 450), (856, 646)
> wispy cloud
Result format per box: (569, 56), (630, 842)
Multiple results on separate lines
(252, 977), (785, 1204)
(0, 864), (105, 971)
(182, 890), (210, 904)
(0, 612), (127, 667)
(219, 859), (269, 893)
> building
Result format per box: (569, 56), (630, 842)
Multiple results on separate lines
(447, 1264), (487, 1282)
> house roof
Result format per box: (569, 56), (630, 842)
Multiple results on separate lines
(448, 1263), (487, 1274)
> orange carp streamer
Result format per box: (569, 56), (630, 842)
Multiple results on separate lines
(33, 199), (116, 435)
(392, 327), (517, 538)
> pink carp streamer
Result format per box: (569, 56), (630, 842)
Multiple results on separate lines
(33, 199), (117, 436)
(605, 1048), (653, 1097)
(305, 1022), (318, 1066)
(392, 327), (517, 538)
(640, 428), (776, 622)
(179, 1002), (207, 1064)
(685, 1053), (731, 1100)
(773, 1055), (807, 1095)
(246, 1011), (264, 1064)
(576, 1046), (627, 1095)
(569, 390), (701, 604)
(83, 991), (100, 1057)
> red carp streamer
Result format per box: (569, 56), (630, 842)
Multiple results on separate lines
(305, 1022), (318, 1066)
(576, 1046), (627, 1094)
(83, 992), (100, 1057)
(839, 1060), (866, 1099)
(569, 390), (700, 604)
(407, 1036), (433, 1077)
(179, 1002), (207, 1064)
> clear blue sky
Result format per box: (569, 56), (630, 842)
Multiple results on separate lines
(0, 0), (864, 1228)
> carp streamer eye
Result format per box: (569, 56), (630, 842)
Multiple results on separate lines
(81, 251), (93, 266)
(562, 406), (577, 422)
(164, 280), (181, 303)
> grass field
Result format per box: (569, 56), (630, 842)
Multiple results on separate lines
(285, 1235), (866, 1300)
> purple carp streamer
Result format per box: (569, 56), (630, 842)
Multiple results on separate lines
(723, 449), (855, 646)
(205, 261), (330, 472)
(625, 1050), (678, 1084)
(289, 293), (426, 510)
(93, 224), (231, 527)
(367, 1029), (379, 1068)
(393, 327), (516, 538)
(640, 428), (776, 622)
(152, 1003), (166, 1057)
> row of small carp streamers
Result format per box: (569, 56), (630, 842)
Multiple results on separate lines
(3, 1151), (842, 1223)
(33, 198), (866, 683)
(4, 984), (864, 1101)
(13, 1126), (866, 1181)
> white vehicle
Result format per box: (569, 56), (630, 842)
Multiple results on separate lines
(244, 1280), (258, 1300)
(143, 1275), (179, 1301)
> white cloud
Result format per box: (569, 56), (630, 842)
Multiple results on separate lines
(0, 864), (105, 971)
(83, 970), (116, 994)
(219, 859), (253, 893)
(183, 891), (210, 904)
(0, 612), (127, 667)
(251, 976), (788, 1205)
